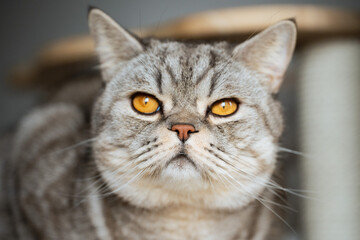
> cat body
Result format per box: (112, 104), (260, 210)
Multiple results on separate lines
(1, 9), (296, 240)
(5, 104), (277, 239)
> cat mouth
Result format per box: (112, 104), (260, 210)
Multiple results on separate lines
(165, 153), (197, 169)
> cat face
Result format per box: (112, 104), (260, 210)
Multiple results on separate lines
(89, 9), (296, 209)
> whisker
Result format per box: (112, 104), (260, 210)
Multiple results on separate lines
(71, 140), (163, 200)
(245, 8), (283, 41)
(257, 197), (297, 234)
(70, 159), (136, 200)
(155, 4), (169, 33)
(131, 140), (161, 157)
(51, 137), (97, 155)
(277, 146), (312, 159)
(208, 145), (316, 200)
(112, 169), (146, 195)
(218, 171), (297, 232)
(213, 165), (295, 212)
(138, 8), (143, 38)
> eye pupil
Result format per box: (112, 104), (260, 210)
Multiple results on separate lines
(221, 102), (226, 109)
(144, 97), (149, 105)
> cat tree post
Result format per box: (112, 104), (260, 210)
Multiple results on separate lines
(299, 40), (360, 240)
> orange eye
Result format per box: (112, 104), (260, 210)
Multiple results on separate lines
(132, 93), (160, 114)
(211, 99), (238, 116)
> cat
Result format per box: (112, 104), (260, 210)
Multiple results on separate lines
(1, 8), (296, 240)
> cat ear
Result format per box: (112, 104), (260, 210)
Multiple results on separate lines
(88, 8), (143, 81)
(232, 20), (296, 93)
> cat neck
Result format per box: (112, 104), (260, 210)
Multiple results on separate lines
(95, 190), (275, 240)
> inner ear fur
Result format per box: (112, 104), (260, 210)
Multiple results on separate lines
(232, 20), (297, 93)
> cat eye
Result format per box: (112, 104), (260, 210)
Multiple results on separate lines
(210, 98), (238, 117)
(132, 93), (160, 115)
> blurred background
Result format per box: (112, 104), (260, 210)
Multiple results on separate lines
(0, 1), (359, 240)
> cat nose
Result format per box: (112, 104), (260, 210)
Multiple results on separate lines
(170, 124), (196, 142)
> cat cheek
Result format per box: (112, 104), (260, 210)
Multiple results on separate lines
(251, 137), (277, 165)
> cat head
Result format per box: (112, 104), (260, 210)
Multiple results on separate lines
(89, 9), (296, 209)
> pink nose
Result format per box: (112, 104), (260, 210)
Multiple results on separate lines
(171, 124), (196, 142)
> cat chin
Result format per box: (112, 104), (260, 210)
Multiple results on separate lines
(160, 155), (202, 189)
